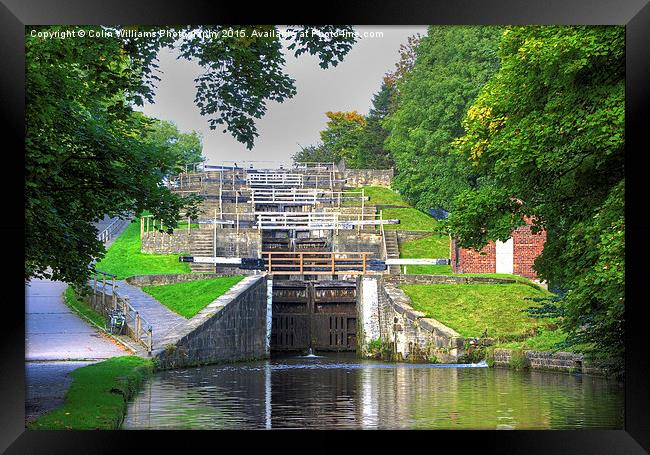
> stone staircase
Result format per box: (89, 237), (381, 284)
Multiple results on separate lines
(384, 229), (400, 275)
(189, 229), (216, 273)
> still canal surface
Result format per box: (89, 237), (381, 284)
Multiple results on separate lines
(123, 353), (623, 430)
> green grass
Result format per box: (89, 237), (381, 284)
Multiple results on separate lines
(142, 276), (246, 318)
(401, 283), (553, 340)
(28, 356), (153, 430)
(95, 221), (190, 279)
(383, 208), (440, 231)
(353, 186), (410, 206)
(63, 286), (106, 329)
(398, 233), (452, 274)
(495, 328), (570, 351)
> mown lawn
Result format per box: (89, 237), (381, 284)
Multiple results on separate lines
(352, 186), (410, 206)
(28, 356), (153, 430)
(398, 234), (451, 274)
(142, 276), (246, 318)
(383, 208), (440, 231)
(401, 283), (553, 340)
(95, 221), (190, 279)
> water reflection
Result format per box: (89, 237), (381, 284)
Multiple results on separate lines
(123, 353), (623, 430)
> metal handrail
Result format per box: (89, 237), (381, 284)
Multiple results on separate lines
(92, 270), (153, 354)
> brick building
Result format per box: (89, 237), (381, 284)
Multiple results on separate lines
(451, 219), (546, 279)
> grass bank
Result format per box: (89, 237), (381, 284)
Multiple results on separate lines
(399, 234), (452, 274)
(95, 220), (190, 279)
(142, 276), (246, 318)
(401, 283), (552, 341)
(352, 186), (410, 206)
(28, 356), (153, 430)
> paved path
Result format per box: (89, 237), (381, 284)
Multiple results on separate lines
(114, 281), (189, 346)
(25, 279), (128, 361)
(25, 278), (130, 423)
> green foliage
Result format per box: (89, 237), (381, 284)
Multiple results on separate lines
(508, 349), (530, 370)
(28, 356), (153, 430)
(401, 283), (552, 339)
(383, 26), (503, 211)
(181, 25), (356, 149)
(365, 338), (394, 360)
(26, 25), (355, 286)
(448, 26), (625, 373)
(142, 276), (245, 318)
(294, 83), (395, 169)
(94, 221), (190, 279)
(142, 117), (204, 175)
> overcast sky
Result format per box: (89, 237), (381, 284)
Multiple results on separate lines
(139, 26), (427, 165)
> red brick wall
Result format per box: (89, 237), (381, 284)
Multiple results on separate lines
(451, 239), (496, 274)
(451, 221), (546, 279)
(512, 225), (546, 279)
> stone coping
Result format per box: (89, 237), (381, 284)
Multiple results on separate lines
(382, 283), (462, 340)
(153, 275), (265, 353)
(386, 274), (517, 285)
(126, 273), (229, 287)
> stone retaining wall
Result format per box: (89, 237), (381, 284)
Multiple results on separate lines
(125, 273), (227, 287)
(141, 231), (191, 254)
(153, 275), (268, 369)
(358, 277), (465, 363)
(491, 348), (601, 374)
(386, 274), (517, 285)
(343, 168), (393, 187)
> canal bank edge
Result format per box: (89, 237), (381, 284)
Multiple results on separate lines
(357, 275), (610, 376)
(27, 356), (153, 430)
(153, 275), (269, 369)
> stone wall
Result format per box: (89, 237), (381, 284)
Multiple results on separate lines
(343, 168), (393, 187)
(126, 273), (226, 287)
(492, 348), (598, 374)
(358, 277), (465, 363)
(153, 275), (268, 369)
(386, 274), (517, 285)
(141, 231), (192, 254)
(333, 231), (383, 257)
(214, 229), (262, 275)
(356, 276), (380, 356)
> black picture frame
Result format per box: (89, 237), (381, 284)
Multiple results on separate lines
(4, 0), (649, 452)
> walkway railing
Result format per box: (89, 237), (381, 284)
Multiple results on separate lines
(262, 251), (379, 275)
(256, 212), (340, 231)
(91, 270), (153, 354)
(97, 217), (127, 244)
(247, 173), (304, 187)
(250, 188), (366, 206)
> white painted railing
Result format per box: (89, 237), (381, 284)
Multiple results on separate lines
(247, 173), (304, 187)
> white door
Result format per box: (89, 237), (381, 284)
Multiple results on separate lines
(495, 238), (514, 274)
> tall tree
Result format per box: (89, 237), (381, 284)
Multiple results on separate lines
(26, 25), (356, 285)
(141, 116), (205, 175)
(448, 26), (625, 372)
(383, 26), (503, 211)
(319, 111), (367, 168)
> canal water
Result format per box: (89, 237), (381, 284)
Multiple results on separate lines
(123, 353), (623, 430)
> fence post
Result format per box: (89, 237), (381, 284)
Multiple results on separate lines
(102, 274), (106, 308)
(135, 312), (141, 339)
(111, 277), (116, 308)
(93, 274), (97, 306)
